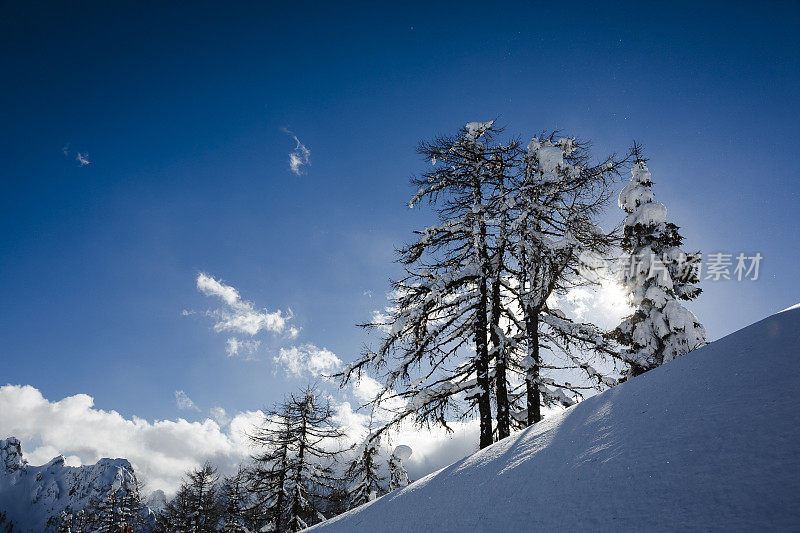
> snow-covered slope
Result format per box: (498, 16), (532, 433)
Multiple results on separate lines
(0, 437), (142, 532)
(311, 307), (800, 532)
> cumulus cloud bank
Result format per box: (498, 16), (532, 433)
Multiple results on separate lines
(0, 385), (258, 495)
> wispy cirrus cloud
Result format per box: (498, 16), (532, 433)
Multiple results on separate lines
(225, 337), (261, 358)
(61, 144), (90, 166)
(282, 128), (310, 175)
(174, 390), (200, 411)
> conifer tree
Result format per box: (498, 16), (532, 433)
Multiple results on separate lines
(387, 446), (412, 491)
(613, 144), (705, 376)
(220, 467), (252, 533)
(250, 386), (345, 532)
(345, 433), (385, 508)
(160, 463), (222, 533)
(504, 134), (626, 425)
(339, 121), (519, 449)
(86, 488), (123, 533)
(249, 401), (293, 532)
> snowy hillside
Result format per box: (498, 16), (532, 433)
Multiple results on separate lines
(311, 307), (800, 532)
(0, 437), (148, 532)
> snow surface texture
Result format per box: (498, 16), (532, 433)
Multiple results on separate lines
(0, 438), (145, 532)
(310, 307), (800, 532)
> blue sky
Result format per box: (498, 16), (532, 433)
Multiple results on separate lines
(1, 0), (798, 462)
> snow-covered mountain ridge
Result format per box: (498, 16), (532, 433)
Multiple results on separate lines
(0, 437), (143, 532)
(310, 306), (800, 532)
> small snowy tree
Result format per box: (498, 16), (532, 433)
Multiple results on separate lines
(118, 475), (146, 532)
(85, 488), (123, 533)
(387, 445), (412, 491)
(160, 463), (222, 532)
(220, 467), (253, 533)
(345, 433), (385, 509)
(185, 462), (222, 532)
(613, 145), (706, 376)
(250, 386), (346, 532)
(158, 484), (191, 532)
(57, 511), (74, 533)
(249, 409), (293, 532)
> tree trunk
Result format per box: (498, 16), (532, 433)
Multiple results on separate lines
(290, 419), (306, 532)
(490, 269), (510, 440)
(525, 309), (542, 425)
(473, 179), (493, 449)
(274, 455), (286, 532)
(475, 277), (494, 449)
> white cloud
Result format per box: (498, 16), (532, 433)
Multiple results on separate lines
(61, 144), (90, 167)
(283, 129), (310, 175)
(0, 385), (257, 495)
(351, 374), (383, 405)
(174, 390), (200, 411)
(197, 273), (240, 307)
(274, 344), (342, 378)
(194, 273), (291, 340)
(225, 337), (261, 358)
(209, 406), (230, 426)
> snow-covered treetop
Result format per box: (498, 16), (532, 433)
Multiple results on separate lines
(391, 445), (413, 462)
(526, 137), (577, 178)
(465, 121), (494, 141)
(618, 163), (655, 212)
(619, 162), (667, 227)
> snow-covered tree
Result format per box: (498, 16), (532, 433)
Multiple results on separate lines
(158, 485), (191, 532)
(160, 463), (221, 533)
(387, 445), (412, 491)
(339, 121), (519, 449)
(503, 134), (626, 425)
(249, 409), (292, 532)
(250, 386), (345, 532)
(185, 463), (221, 533)
(85, 488), (123, 533)
(345, 433), (385, 509)
(118, 475), (146, 532)
(613, 145), (706, 376)
(220, 467), (253, 533)
(57, 511), (75, 533)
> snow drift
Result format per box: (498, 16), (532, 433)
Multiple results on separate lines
(311, 307), (800, 532)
